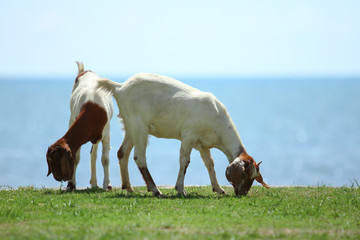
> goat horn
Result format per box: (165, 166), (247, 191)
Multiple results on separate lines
(75, 61), (84, 74)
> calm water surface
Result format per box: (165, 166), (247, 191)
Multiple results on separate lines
(0, 78), (359, 188)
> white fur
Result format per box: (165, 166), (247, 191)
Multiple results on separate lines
(98, 73), (245, 195)
(68, 62), (113, 190)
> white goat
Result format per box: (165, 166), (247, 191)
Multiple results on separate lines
(97, 73), (268, 196)
(46, 62), (113, 190)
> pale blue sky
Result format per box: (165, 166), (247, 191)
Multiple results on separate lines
(0, 0), (359, 78)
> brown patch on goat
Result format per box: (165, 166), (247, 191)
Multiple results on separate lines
(139, 167), (158, 193)
(117, 146), (124, 159)
(239, 151), (253, 161)
(46, 101), (107, 182)
(64, 101), (107, 149)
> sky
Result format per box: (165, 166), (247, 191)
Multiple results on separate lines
(0, 0), (359, 79)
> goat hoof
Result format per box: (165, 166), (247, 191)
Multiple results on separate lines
(219, 190), (226, 195)
(213, 187), (226, 195)
(177, 192), (187, 197)
(66, 182), (76, 191)
(122, 185), (134, 193)
(103, 183), (112, 190)
(153, 190), (162, 197)
(177, 190), (187, 197)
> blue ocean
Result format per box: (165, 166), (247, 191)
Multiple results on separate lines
(0, 78), (359, 189)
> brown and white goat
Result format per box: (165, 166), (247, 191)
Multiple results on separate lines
(46, 62), (113, 190)
(96, 73), (269, 196)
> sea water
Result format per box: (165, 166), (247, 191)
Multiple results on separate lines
(0, 78), (359, 188)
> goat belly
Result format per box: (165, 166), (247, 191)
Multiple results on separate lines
(148, 121), (181, 140)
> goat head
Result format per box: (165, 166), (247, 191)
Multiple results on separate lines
(226, 152), (269, 196)
(46, 144), (74, 182)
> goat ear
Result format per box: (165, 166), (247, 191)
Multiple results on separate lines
(47, 164), (52, 177)
(256, 172), (270, 188)
(60, 151), (74, 181)
(46, 151), (52, 176)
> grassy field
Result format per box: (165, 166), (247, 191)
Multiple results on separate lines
(1, 185), (359, 239)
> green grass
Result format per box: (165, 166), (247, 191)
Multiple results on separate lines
(1, 185), (359, 239)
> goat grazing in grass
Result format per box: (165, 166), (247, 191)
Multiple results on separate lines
(46, 62), (113, 190)
(97, 73), (269, 196)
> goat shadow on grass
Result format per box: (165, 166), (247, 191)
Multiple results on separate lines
(42, 187), (107, 195)
(43, 187), (241, 199)
(106, 191), (237, 199)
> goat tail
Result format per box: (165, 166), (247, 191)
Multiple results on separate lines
(75, 61), (85, 74)
(96, 78), (123, 93)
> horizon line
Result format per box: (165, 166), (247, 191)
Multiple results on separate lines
(1, 73), (360, 81)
